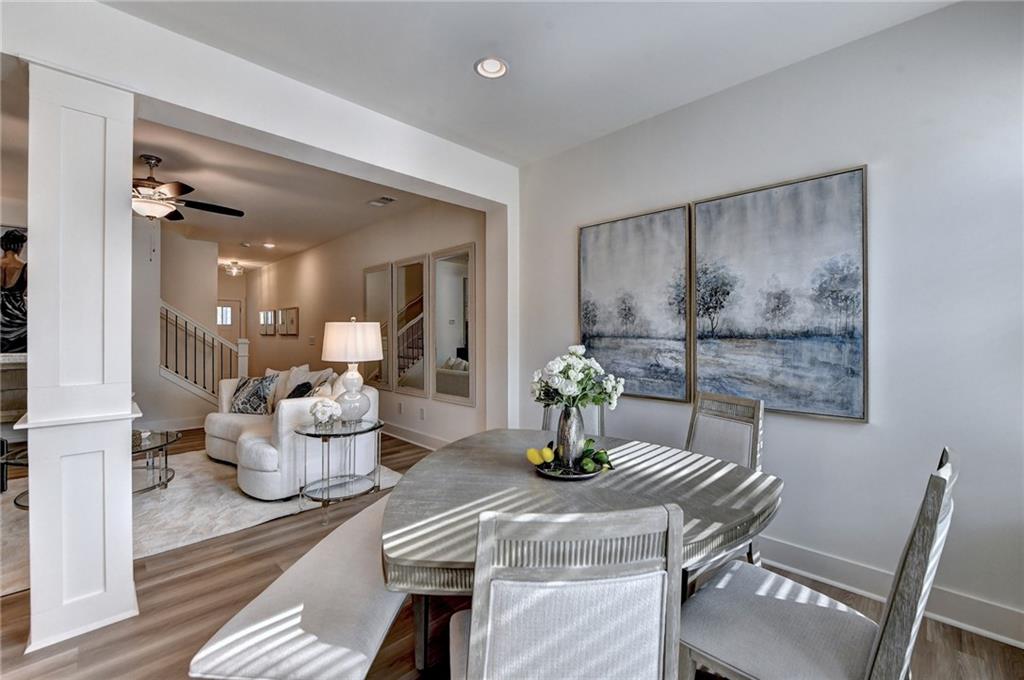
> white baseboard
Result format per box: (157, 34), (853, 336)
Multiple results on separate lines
(381, 423), (448, 451)
(134, 415), (206, 433)
(760, 535), (1024, 648)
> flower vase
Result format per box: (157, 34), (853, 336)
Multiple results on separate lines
(556, 406), (585, 470)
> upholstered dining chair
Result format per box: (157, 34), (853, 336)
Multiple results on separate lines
(679, 448), (958, 680)
(449, 504), (685, 680)
(541, 403), (605, 436)
(685, 391), (765, 566)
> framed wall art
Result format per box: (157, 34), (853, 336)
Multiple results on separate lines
(578, 206), (689, 402)
(691, 167), (867, 420)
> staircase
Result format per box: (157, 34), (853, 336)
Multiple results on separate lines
(396, 294), (425, 381)
(159, 301), (248, 404)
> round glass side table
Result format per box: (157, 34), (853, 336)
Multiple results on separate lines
(132, 430), (181, 494)
(295, 419), (384, 525)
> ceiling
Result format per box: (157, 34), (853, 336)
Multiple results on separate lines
(134, 120), (435, 267)
(110, 2), (944, 165)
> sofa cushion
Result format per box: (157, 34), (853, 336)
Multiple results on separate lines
(205, 412), (272, 444)
(230, 375), (278, 415)
(285, 381), (314, 399)
(287, 366), (333, 396)
(237, 435), (279, 472)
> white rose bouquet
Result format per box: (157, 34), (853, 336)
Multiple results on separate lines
(531, 345), (625, 410)
(309, 398), (342, 427)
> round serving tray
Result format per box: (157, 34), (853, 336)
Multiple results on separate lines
(534, 466), (602, 481)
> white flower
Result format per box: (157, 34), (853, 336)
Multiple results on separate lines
(567, 369), (583, 383)
(532, 369), (543, 382)
(546, 374), (565, 390)
(588, 357), (604, 374)
(568, 345), (586, 356)
(544, 357), (566, 375)
(559, 381), (581, 397)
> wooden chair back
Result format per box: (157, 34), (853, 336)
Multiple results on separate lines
(466, 504), (684, 680)
(685, 392), (764, 470)
(865, 448), (958, 680)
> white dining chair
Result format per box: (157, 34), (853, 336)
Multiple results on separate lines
(449, 504), (685, 680)
(679, 447), (958, 680)
(541, 403), (605, 436)
(685, 391), (764, 565)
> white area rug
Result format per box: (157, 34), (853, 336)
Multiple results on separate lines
(0, 450), (401, 596)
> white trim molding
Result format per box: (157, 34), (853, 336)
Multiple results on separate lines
(381, 423), (448, 452)
(760, 535), (1024, 648)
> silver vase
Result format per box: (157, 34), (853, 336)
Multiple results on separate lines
(556, 406), (585, 470)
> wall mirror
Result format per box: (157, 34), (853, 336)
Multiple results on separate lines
(363, 263), (392, 390)
(431, 243), (475, 405)
(393, 255), (429, 396)
(277, 307), (299, 335)
(258, 310), (276, 336)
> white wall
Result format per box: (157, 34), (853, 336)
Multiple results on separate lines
(246, 201), (486, 448)
(160, 227), (218, 329)
(131, 217), (217, 431)
(519, 3), (1023, 644)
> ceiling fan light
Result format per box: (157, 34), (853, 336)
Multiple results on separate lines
(132, 197), (176, 219)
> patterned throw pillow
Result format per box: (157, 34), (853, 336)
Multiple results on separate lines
(229, 375), (278, 415)
(285, 381), (313, 399)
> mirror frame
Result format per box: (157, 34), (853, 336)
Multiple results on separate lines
(430, 242), (476, 407)
(363, 262), (393, 391)
(392, 254), (430, 398)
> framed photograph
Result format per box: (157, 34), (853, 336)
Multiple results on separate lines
(692, 167), (867, 420)
(258, 310), (276, 336)
(277, 307), (299, 335)
(579, 206), (689, 402)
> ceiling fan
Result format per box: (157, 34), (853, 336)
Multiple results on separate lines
(132, 154), (244, 221)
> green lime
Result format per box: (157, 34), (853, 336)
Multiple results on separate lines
(594, 451), (610, 465)
(580, 458), (597, 473)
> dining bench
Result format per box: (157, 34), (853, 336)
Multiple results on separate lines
(189, 495), (406, 680)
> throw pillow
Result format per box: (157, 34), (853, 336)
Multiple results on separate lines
(286, 367), (333, 396)
(229, 375), (278, 415)
(285, 381), (314, 399)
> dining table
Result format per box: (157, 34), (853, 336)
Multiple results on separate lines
(381, 428), (784, 669)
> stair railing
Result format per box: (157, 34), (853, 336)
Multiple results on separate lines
(159, 301), (247, 398)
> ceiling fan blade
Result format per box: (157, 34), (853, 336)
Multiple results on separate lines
(178, 199), (244, 217)
(164, 210), (185, 221)
(155, 181), (194, 198)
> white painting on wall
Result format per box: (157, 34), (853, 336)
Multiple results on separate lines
(694, 168), (866, 419)
(579, 206), (688, 401)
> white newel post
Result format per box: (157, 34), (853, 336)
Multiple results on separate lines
(237, 338), (250, 378)
(14, 65), (139, 651)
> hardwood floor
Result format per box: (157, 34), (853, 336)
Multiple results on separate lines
(1, 430), (1021, 679)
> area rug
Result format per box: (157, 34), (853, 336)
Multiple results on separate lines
(0, 449), (401, 596)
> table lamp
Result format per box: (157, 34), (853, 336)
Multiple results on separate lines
(322, 318), (383, 422)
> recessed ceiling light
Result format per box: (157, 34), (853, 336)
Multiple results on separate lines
(262, 242), (276, 249)
(474, 56), (508, 79)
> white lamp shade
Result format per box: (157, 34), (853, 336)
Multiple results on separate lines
(322, 320), (383, 362)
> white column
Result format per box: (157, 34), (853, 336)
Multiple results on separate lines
(15, 65), (138, 652)
(237, 338), (250, 378)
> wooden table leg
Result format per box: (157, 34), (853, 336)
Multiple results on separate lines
(413, 594), (430, 670)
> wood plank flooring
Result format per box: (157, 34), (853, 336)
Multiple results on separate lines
(1, 430), (1021, 679)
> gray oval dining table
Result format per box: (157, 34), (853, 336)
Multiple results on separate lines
(381, 428), (784, 669)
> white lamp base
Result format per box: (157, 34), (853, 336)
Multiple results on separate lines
(338, 363), (371, 423)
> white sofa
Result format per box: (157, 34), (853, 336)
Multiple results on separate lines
(205, 376), (380, 501)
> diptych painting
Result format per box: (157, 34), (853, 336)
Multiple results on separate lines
(693, 168), (866, 419)
(579, 207), (688, 401)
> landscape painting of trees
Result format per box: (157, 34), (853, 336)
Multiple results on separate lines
(693, 168), (866, 419)
(579, 207), (688, 401)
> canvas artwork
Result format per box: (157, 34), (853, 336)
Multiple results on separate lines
(1, 226), (28, 355)
(579, 206), (688, 401)
(693, 168), (866, 419)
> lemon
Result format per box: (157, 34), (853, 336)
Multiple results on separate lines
(540, 447), (555, 463)
(526, 448), (543, 465)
